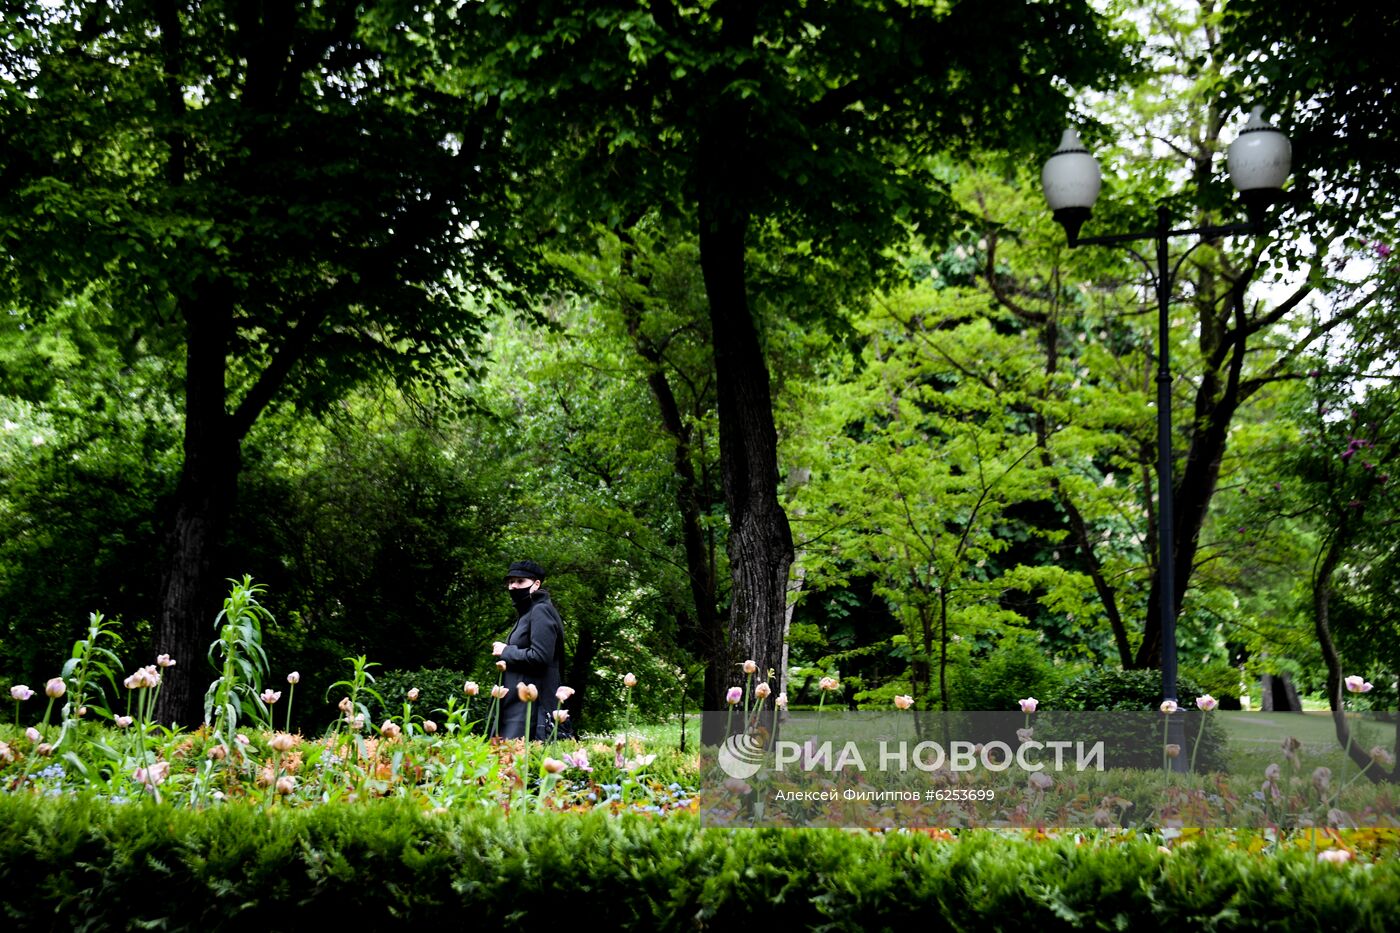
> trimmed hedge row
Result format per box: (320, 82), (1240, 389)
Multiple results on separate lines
(1, 795), (1397, 930)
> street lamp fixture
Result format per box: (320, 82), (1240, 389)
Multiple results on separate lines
(1041, 106), (1291, 770)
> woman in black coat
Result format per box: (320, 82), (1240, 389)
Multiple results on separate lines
(492, 560), (565, 740)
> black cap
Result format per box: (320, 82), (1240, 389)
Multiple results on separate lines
(504, 560), (545, 582)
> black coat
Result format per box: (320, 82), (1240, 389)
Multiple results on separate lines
(496, 588), (565, 740)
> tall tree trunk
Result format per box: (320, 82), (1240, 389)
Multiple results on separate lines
(154, 291), (239, 726)
(1312, 520), (1395, 781)
(697, 202), (794, 741)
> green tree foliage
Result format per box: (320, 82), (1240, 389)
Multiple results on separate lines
(0, 298), (179, 679)
(425, 0), (1128, 737)
(1221, 0), (1400, 244)
(784, 279), (1101, 710)
(0, 1), (537, 722)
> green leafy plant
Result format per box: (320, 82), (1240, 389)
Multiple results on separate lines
(204, 577), (273, 747)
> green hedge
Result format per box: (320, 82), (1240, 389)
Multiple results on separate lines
(1, 795), (1397, 930)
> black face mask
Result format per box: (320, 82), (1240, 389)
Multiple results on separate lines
(509, 586), (535, 615)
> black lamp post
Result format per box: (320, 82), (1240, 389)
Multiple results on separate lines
(1042, 106), (1290, 768)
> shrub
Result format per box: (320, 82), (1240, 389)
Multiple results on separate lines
(950, 638), (1068, 712)
(1049, 667), (1229, 772)
(361, 667), (469, 725)
(0, 795), (1397, 929)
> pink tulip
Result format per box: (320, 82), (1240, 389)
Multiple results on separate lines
(44, 678), (66, 699)
(1195, 694), (1218, 711)
(754, 682), (772, 700)
(423, 720), (438, 734)
(623, 672), (638, 688)
(276, 775), (296, 795)
(742, 660), (758, 674)
(725, 687), (742, 705)
(286, 671), (301, 685)
(1318, 849), (1352, 864)
(1344, 675), (1374, 694)
(1159, 700), (1179, 714)
(260, 689), (281, 705)
(517, 682), (539, 703)
(1018, 697), (1038, 713)
(555, 685), (575, 703)
(25, 727), (41, 743)
(553, 708), (570, 724)
(407, 688), (420, 702)
(156, 654), (176, 668)
(893, 695), (913, 710)
(464, 681), (480, 696)
(491, 685), (509, 699)
(381, 721), (401, 739)
(542, 757), (567, 774)
(10, 684), (34, 701)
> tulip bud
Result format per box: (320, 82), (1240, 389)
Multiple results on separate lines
(407, 688), (420, 702)
(423, 720), (438, 734)
(1165, 744), (1181, 759)
(754, 682), (772, 700)
(623, 672), (638, 688)
(45, 678), (66, 699)
(338, 696), (353, 714)
(555, 685), (575, 704)
(893, 694), (913, 710)
(553, 709), (569, 724)
(742, 659), (757, 674)
(269, 732), (295, 753)
(542, 757), (567, 774)
(156, 654), (176, 668)
(491, 685), (509, 700)
(464, 681), (480, 696)
(725, 687), (742, 705)
(381, 721), (402, 740)
(286, 671), (301, 685)
(25, 727), (41, 743)
(276, 775), (296, 795)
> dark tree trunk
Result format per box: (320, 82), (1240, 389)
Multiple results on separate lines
(566, 610), (598, 733)
(696, 203), (794, 742)
(154, 291), (240, 726)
